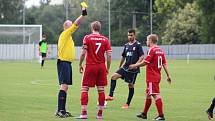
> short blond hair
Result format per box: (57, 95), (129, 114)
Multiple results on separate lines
(91, 21), (101, 32)
(147, 34), (158, 43)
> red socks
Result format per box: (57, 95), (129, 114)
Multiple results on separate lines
(155, 96), (164, 117)
(143, 98), (152, 114)
(80, 86), (105, 116)
(97, 90), (105, 116)
(81, 91), (88, 115)
(143, 94), (164, 117)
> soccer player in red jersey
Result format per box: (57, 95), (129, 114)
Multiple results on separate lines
(129, 34), (171, 120)
(76, 21), (112, 119)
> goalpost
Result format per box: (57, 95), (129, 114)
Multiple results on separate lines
(0, 24), (42, 60)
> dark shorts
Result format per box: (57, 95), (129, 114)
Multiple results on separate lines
(116, 68), (138, 84)
(57, 59), (72, 85)
(41, 53), (46, 57)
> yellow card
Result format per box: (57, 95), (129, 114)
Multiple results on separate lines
(81, 2), (88, 8)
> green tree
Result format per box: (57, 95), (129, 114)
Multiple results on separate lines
(153, 0), (196, 44)
(155, 0), (176, 14)
(197, 0), (215, 43)
(0, 0), (24, 24)
(25, 0), (110, 44)
(175, 0), (194, 8)
(162, 2), (201, 44)
(110, 0), (149, 45)
(64, 0), (110, 45)
(26, 5), (65, 44)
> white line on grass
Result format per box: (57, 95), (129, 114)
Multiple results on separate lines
(30, 80), (54, 86)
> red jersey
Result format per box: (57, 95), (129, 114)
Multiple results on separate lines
(144, 46), (166, 83)
(83, 33), (112, 65)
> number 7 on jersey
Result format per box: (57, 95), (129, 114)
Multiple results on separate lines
(95, 43), (101, 54)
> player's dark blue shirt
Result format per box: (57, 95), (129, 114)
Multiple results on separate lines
(121, 41), (144, 73)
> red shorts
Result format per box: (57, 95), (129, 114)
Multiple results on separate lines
(146, 82), (160, 95)
(82, 63), (107, 87)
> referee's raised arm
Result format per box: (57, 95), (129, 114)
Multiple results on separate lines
(74, 2), (88, 26)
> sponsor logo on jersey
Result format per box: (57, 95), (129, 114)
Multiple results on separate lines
(126, 52), (133, 56)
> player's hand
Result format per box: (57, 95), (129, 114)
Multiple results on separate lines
(167, 76), (171, 84)
(79, 65), (84, 73)
(80, 2), (88, 16)
(106, 69), (109, 75)
(129, 64), (137, 70)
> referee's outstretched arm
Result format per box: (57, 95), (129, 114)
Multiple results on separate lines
(74, 4), (88, 26)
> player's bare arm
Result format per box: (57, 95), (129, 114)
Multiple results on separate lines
(137, 55), (144, 63)
(106, 51), (112, 74)
(129, 60), (147, 69)
(163, 64), (171, 84)
(128, 55), (144, 70)
(79, 46), (87, 73)
(119, 56), (125, 68)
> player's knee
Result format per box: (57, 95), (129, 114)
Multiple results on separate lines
(111, 73), (120, 80)
(146, 94), (152, 99)
(97, 86), (104, 93)
(60, 84), (68, 91)
(111, 75), (117, 80)
(81, 86), (89, 92)
(128, 83), (134, 88)
(154, 94), (162, 100)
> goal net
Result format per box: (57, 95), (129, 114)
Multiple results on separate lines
(0, 25), (42, 60)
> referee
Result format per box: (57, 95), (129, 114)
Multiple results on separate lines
(55, 4), (87, 118)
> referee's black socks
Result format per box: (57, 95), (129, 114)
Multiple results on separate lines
(58, 90), (67, 111)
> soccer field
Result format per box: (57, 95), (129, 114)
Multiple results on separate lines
(0, 60), (214, 121)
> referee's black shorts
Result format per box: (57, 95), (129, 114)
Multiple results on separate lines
(41, 53), (47, 57)
(57, 59), (72, 85)
(116, 68), (138, 84)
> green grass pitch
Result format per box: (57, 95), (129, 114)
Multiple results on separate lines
(0, 60), (214, 121)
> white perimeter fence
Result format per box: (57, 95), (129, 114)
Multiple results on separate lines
(0, 44), (215, 60)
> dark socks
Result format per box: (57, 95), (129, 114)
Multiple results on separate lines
(109, 80), (116, 97)
(126, 88), (134, 105)
(41, 60), (45, 67)
(58, 90), (67, 111)
(208, 98), (215, 112)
